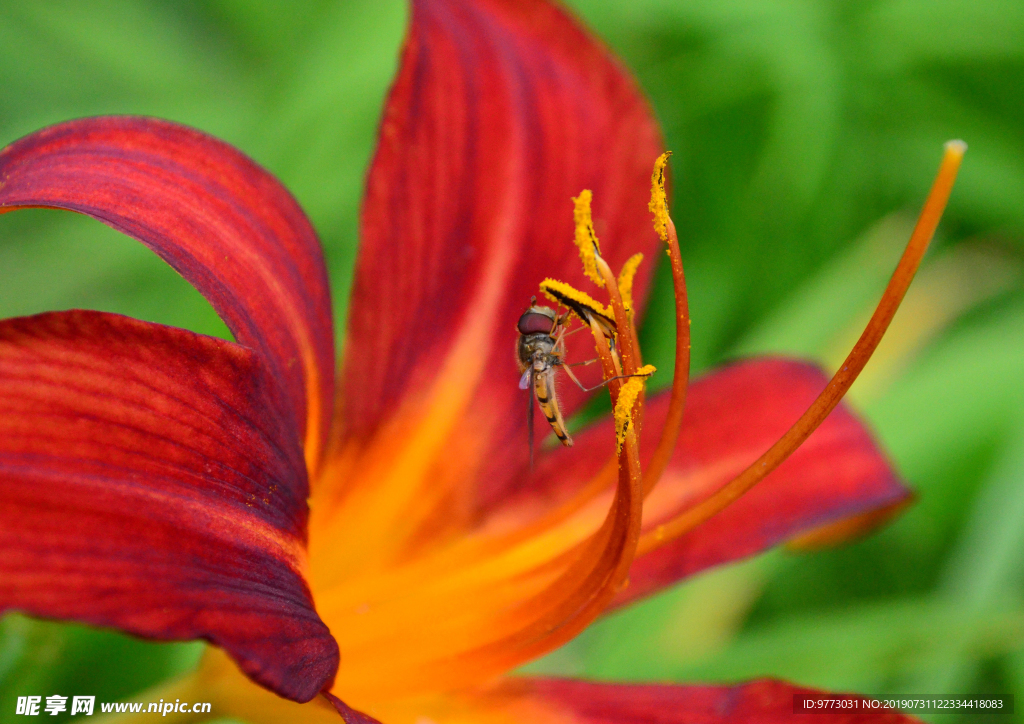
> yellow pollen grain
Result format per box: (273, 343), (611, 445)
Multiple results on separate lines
(649, 151), (672, 242)
(572, 190), (605, 287)
(617, 253), (644, 320)
(540, 278), (613, 321)
(613, 364), (656, 452)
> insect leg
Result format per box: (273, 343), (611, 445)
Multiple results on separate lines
(559, 363), (651, 393)
(553, 320), (568, 353)
(559, 361), (590, 392)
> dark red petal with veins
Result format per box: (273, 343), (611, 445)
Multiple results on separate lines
(522, 677), (922, 723)
(0, 311), (337, 702)
(0, 117), (333, 468)
(496, 358), (910, 607)
(340, 0), (662, 503)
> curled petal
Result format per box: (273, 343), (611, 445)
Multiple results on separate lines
(0, 117), (334, 468)
(332, 0), (662, 513)
(0, 311), (337, 701)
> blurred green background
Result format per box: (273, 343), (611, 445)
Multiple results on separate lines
(1, 1), (1023, 722)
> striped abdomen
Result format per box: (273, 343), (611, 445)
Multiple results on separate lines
(534, 367), (573, 446)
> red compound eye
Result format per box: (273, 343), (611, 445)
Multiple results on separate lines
(517, 311), (554, 335)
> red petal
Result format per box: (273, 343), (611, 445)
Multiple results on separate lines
(523, 677), (922, 723)
(0, 117), (334, 467)
(494, 358), (910, 607)
(0, 311), (337, 702)
(339, 0), (662, 499)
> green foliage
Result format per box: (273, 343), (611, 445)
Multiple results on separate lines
(1, 1), (1023, 722)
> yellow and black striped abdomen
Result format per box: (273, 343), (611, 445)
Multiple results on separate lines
(534, 367), (573, 447)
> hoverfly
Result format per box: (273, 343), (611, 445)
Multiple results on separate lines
(516, 294), (618, 466)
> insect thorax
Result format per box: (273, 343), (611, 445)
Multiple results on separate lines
(517, 333), (557, 370)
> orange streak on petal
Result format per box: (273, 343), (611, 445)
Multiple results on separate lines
(303, 357), (323, 474)
(309, 180), (521, 584)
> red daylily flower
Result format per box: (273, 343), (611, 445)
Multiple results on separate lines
(0, 0), (963, 722)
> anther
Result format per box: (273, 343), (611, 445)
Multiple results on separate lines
(572, 190), (605, 287)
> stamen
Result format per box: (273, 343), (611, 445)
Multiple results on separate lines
(637, 140), (967, 555)
(641, 153), (691, 496)
(594, 255), (640, 376)
(539, 278), (615, 334)
(572, 190), (605, 287)
(614, 365), (656, 452)
(648, 151), (672, 242)
(617, 252), (644, 322)
(586, 312), (624, 400)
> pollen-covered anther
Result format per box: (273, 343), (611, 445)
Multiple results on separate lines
(617, 253), (644, 321)
(613, 364), (656, 452)
(648, 151), (672, 243)
(572, 190), (605, 287)
(540, 278), (615, 334)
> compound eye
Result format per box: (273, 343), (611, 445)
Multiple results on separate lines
(517, 311), (554, 335)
